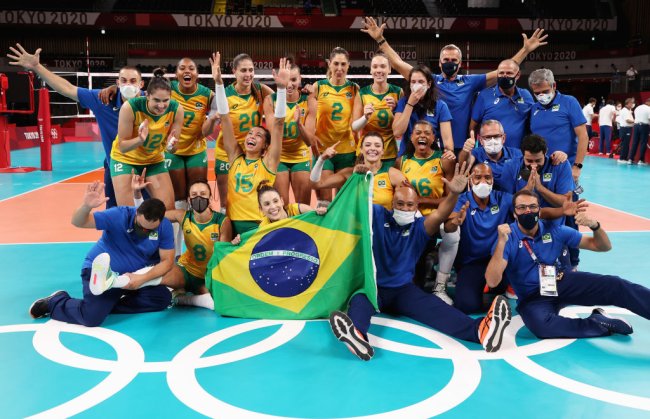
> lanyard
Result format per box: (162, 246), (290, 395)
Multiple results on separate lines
(521, 239), (539, 265)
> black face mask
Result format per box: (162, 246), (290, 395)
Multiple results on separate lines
(516, 212), (539, 230)
(134, 220), (152, 237)
(497, 76), (516, 90)
(190, 196), (210, 213)
(441, 62), (459, 78)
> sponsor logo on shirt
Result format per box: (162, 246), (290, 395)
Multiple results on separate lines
(494, 98), (500, 105)
(195, 102), (204, 109)
(186, 229), (192, 234)
(377, 180), (387, 188)
(519, 240), (523, 248)
(232, 104), (239, 110)
(345, 92), (352, 99)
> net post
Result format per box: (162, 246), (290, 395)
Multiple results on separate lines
(37, 81), (52, 171)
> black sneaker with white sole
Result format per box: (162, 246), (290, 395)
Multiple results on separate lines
(329, 310), (374, 361)
(29, 290), (69, 319)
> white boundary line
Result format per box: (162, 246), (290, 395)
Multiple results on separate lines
(589, 202), (650, 222)
(0, 168), (102, 204)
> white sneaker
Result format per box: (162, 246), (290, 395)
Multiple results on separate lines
(639, 161), (647, 166)
(433, 273), (453, 305)
(627, 160), (633, 165)
(617, 159), (627, 164)
(90, 253), (117, 295)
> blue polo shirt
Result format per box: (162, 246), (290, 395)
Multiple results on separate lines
(498, 157), (574, 208)
(498, 220), (582, 299)
(454, 190), (514, 264)
(471, 146), (522, 190)
(82, 206), (174, 274)
(471, 85), (534, 149)
(395, 97), (452, 156)
(435, 73), (487, 149)
(77, 88), (128, 159)
(372, 205), (431, 287)
(530, 91), (587, 165)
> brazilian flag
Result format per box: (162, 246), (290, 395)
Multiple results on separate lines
(206, 173), (378, 319)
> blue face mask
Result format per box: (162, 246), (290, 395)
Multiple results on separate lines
(441, 62), (459, 78)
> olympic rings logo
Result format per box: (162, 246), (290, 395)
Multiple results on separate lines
(295, 18), (309, 26)
(114, 15), (128, 24)
(2, 307), (649, 418)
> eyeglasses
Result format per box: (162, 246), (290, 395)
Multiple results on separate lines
(514, 204), (540, 212)
(481, 135), (503, 141)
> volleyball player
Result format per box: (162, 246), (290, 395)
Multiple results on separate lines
(262, 64), (315, 205)
(211, 52), (285, 235)
(306, 47), (363, 207)
(351, 53), (403, 165)
(110, 68), (183, 209)
(311, 132), (407, 210)
(206, 53), (274, 210)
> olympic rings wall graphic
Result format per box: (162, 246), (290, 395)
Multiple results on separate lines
(2, 307), (649, 418)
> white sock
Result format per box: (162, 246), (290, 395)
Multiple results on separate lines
(438, 223), (459, 275)
(112, 266), (161, 289)
(174, 200), (187, 257)
(317, 200), (331, 208)
(176, 293), (214, 310)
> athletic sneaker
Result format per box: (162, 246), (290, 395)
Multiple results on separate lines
(617, 159), (628, 164)
(433, 273), (453, 305)
(29, 290), (69, 319)
(638, 161), (647, 166)
(478, 295), (512, 352)
(588, 307), (633, 335)
(329, 311), (374, 361)
(90, 253), (117, 296)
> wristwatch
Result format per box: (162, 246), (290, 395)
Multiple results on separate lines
(573, 162), (583, 169)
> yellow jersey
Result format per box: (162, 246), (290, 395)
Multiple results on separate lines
(273, 93), (310, 163)
(314, 79), (358, 154)
(227, 155), (277, 221)
(110, 97), (179, 165)
(177, 210), (227, 278)
(400, 151), (445, 215)
(214, 83), (263, 162)
(170, 80), (212, 156)
(259, 203), (302, 227)
(373, 163), (394, 210)
(358, 84), (403, 160)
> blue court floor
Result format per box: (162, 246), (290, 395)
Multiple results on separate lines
(1, 143), (650, 418)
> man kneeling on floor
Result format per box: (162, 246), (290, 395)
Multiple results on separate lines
(486, 189), (650, 339)
(29, 181), (174, 326)
(329, 163), (512, 360)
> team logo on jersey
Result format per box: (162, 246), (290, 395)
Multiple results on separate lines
(300, 109), (306, 116)
(377, 180), (387, 188)
(542, 233), (553, 243)
(186, 229), (192, 234)
(232, 104), (239, 110)
(490, 205), (499, 214)
(164, 121), (170, 127)
(456, 79), (465, 86)
(404, 167), (411, 174)
(494, 98), (500, 105)
(148, 231), (159, 240)
(323, 93), (329, 98)
(346, 92), (352, 99)
(430, 166), (439, 174)
(552, 104), (560, 112)
(254, 164), (259, 169)
(211, 232), (220, 241)
(543, 173), (552, 182)
(195, 102), (204, 109)
(517, 97), (525, 103)
(426, 110), (436, 117)
(401, 229), (410, 237)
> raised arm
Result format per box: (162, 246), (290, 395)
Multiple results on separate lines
(71, 181), (109, 228)
(263, 57), (291, 172)
(7, 44), (78, 101)
(424, 162), (470, 236)
(117, 102), (147, 153)
(576, 212), (612, 252)
(210, 52), (241, 162)
(485, 224), (510, 288)
(361, 17), (413, 79)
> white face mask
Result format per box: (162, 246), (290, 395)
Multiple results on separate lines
(536, 92), (554, 106)
(410, 83), (427, 94)
(393, 209), (416, 226)
(120, 84), (140, 100)
(483, 139), (503, 155)
(471, 182), (492, 199)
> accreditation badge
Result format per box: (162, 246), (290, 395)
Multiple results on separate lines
(539, 264), (558, 297)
